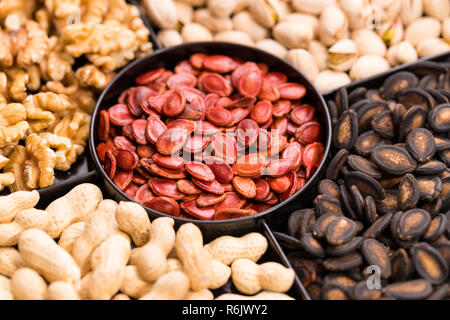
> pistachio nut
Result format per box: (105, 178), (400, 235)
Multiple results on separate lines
(286, 49), (319, 82)
(194, 9), (233, 33)
(444, 18), (450, 42)
(423, 0), (450, 21)
(256, 39), (288, 59)
(233, 11), (269, 42)
(235, 0), (251, 13)
(158, 29), (183, 48)
(313, 70), (351, 93)
(181, 23), (214, 43)
(351, 28), (387, 57)
(375, 0), (402, 23)
(291, 0), (335, 15)
(214, 31), (255, 46)
(308, 41), (328, 71)
(249, 0), (284, 28)
(386, 41), (418, 66)
(207, 0), (238, 18)
(339, 0), (371, 30)
(285, 13), (319, 38)
(319, 5), (349, 46)
(174, 1), (193, 26)
(177, 0), (206, 5)
(142, 0), (178, 29)
(417, 38), (450, 58)
(349, 55), (390, 81)
(405, 17), (442, 47)
(377, 19), (404, 47)
(277, 0), (292, 17)
(273, 21), (313, 49)
(399, 0), (423, 26)
(328, 39), (358, 72)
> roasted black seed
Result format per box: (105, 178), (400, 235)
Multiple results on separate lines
(437, 73), (450, 91)
(427, 283), (449, 300)
(344, 171), (384, 201)
(366, 89), (384, 101)
(417, 176), (442, 202)
(411, 242), (449, 285)
(419, 75), (438, 89)
(348, 87), (367, 105)
(377, 189), (399, 215)
(420, 197), (442, 217)
(287, 255), (318, 288)
(363, 213), (393, 238)
(300, 233), (326, 258)
(380, 175), (403, 189)
(361, 238), (392, 279)
(392, 103), (408, 127)
(371, 145), (417, 175)
(438, 89), (450, 102)
(325, 217), (357, 246)
(398, 106), (428, 140)
(409, 61), (447, 76)
(427, 103), (450, 133)
(273, 232), (302, 250)
(390, 211), (420, 249)
(364, 196), (378, 224)
(312, 212), (343, 239)
(288, 208), (316, 238)
(326, 237), (363, 257)
(327, 100), (339, 125)
(381, 71), (419, 100)
(350, 99), (376, 112)
(439, 149), (450, 166)
(349, 185), (365, 220)
(434, 136), (450, 151)
(318, 179), (341, 199)
(397, 88), (435, 110)
(357, 101), (388, 132)
(398, 173), (420, 210)
(391, 248), (413, 282)
(335, 87), (349, 113)
(440, 178), (450, 212)
(323, 273), (357, 289)
(321, 282), (351, 300)
(354, 130), (388, 157)
(339, 184), (359, 220)
(323, 252), (363, 272)
(326, 149), (349, 180)
(314, 195), (343, 216)
(424, 88), (449, 105)
(397, 209), (431, 241)
(423, 214), (448, 242)
(383, 279), (433, 300)
(406, 128), (436, 163)
(333, 110), (359, 150)
(433, 240), (450, 266)
(416, 160), (447, 176)
(352, 281), (382, 300)
(371, 110), (395, 139)
(347, 155), (382, 179)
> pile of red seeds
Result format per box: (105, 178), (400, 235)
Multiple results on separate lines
(96, 53), (325, 220)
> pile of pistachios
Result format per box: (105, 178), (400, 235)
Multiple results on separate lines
(141, 0), (450, 93)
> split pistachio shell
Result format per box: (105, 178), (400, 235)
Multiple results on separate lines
(181, 23), (214, 42)
(351, 29), (387, 57)
(314, 70), (351, 93)
(404, 17), (442, 47)
(350, 55), (390, 81)
(143, 0), (178, 29)
(174, 1), (193, 25)
(286, 49), (319, 82)
(177, 0), (206, 5)
(194, 9), (233, 33)
(208, 0), (238, 18)
(423, 0), (450, 21)
(399, 0), (423, 26)
(377, 19), (404, 47)
(308, 41), (328, 71)
(339, 0), (370, 30)
(158, 29), (183, 48)
(319, 5), (349, 46)
(277, 0), (292, 17)
(386, 41), (418, 66)
(444, 18), (450, 42)
(249, 0), (284, 28)
(417, 38), (450, 58)
(256, 39), (288, 59)
(328, 39), (358, 72)
(235, 0), (252, 13)
(273, 21), (313, 49)
(214, 30), (255, 46)
(291, 0), (335, 15)
(285, 13), (319, 38)
(376, 0), (402, 23)
(233, 11), (269, 42)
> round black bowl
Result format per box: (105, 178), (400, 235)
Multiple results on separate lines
(89, 42), (332, 239)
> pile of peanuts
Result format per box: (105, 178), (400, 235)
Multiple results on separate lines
(0, 184), (295, 300)
(142, 0), (450, 92)
(0, 0), (152, 192)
